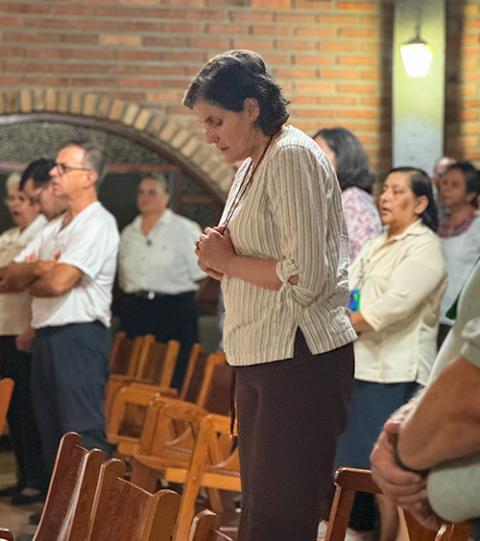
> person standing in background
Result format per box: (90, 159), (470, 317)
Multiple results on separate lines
(3, 141), (119, 470)
(436, 161), (480, 348)
(0, 170), (49, 505)
(313, 127), (382, 262)
(117, 174), (206, 389)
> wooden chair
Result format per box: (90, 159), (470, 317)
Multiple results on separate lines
(107, 350), (226, 458)
(0, 378), (14, 434)
(165, 414), (240, 540)
(325, 468), (472, 541)
(188, 509), (234, 541)
(0, 432), (106, 541)
(105, 337), (179, 420)
(87, 458), (180, 541)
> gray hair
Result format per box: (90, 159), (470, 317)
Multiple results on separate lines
(62, 140), (107, 186)
(141, 173), (170, 194)
(6, 172), (21, 192)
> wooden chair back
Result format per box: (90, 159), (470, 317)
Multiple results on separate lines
(196, 352), (230, 415)
(35, 432), (106, 541)
(168, 414), (240, 541)
(87, 458), (180, 541)
(108, 331), (126, 372)
(325, 468), (472, 541)
(0, 378), (14, 434)
(180, 344), (205, 402)
(188, 510), (234, 541)
(136, 339), (180, 387)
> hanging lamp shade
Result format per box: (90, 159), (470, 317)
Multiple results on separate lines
(400, 34), (433, 78)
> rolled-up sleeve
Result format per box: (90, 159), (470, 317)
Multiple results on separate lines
(266, 144), (333, 308)
(461, 317), (480, 367)
(361, 239), (446, 332)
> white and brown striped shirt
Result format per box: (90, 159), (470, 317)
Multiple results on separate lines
(221, 125), (356, 366)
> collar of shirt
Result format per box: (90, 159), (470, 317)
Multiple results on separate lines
(132, 208), (173, 234)
(382, 218), (426, 244)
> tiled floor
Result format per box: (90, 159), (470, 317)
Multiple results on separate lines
(0, 451), (41, 541)
(0, 447), (238, 540)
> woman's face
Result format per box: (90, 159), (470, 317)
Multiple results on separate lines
(314, 136), (337, 170)
(379, 172), (426, 230)
(193, 99), (261, 165)
(5, 185), (39, 229)
(438, 168), (476, 210)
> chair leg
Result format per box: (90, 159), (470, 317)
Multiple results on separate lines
(377, 495), (400, 541)
(130, 461), (158, 493)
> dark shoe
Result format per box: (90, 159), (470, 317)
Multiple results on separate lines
(28, 511), (42, 525)
(0, 484), (24, 497)
(11, 488), (45, 506)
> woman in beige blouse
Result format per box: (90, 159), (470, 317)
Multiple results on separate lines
(335, 167), (446, 540)
(186, 50), (356, 541)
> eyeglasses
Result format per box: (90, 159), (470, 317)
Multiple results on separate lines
(52, 162), (93, 175)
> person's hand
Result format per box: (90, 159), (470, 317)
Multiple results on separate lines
(198, 258), (224, 281)
(404, 500), (443, 531)
(195, 227), (236, 275)
(370, 430), (426, 506)
(33, 251), (61, 277)
(16, 327), (35, 352)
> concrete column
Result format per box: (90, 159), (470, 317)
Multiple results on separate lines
(392, 0), (446, 173)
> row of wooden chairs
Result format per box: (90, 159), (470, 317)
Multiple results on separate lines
(0, 432), (232, 541)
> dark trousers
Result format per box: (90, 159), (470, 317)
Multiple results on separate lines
(118, 291), (199, 389)
(0, 336), (49, 491)
(234, 331), (354, 541)
(31, 322), (110, 472)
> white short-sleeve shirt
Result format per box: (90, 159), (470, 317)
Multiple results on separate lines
(118, 208), (206, 295)
(15, 202), (119, 329)
(0, 214), (47, 335)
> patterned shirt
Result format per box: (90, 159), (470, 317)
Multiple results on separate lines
(220, 126), (357, 366)
(341, 187), (382, 262)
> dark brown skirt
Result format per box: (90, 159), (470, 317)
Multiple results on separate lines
(234, 329), (354, 541)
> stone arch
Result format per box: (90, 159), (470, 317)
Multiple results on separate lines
(0, 88), (233, 203)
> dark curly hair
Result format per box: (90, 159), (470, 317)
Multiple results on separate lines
(312, 127), (375, 194)
(183, 50), (289, 136)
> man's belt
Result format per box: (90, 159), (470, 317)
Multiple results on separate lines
(130, 290), (169, 300)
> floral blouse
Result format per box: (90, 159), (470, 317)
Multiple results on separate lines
(341, 186), (382, 262)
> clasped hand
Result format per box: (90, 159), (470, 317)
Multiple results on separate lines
(195, 226), (236, 281)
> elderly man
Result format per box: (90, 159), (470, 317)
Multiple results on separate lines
(118, 173), (206, 389)
(3, 141), (119, 470)
(370, 260), (480, 533)
(0, 170), (48, 504)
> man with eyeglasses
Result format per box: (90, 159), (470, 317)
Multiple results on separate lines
(0, 170), (49, 505)
(3, 140), (119, 472)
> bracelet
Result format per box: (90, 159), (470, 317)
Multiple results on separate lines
(391, 434), (428, 475)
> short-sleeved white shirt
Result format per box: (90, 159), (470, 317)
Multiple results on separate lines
(118, 208), (206, 295)
(15, 202), (119, 329)
(0, 214), (47, 335)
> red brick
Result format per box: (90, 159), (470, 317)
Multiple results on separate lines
(318, 42), (359, 52)
(252, 25), (291, 36)
(251, 0), (291, 8)
(294, 55), (335, 66)
(163, 22), (205, 33)
(338, 2), (377, 12)
(337, 83), (377, 94)
(232, 11), (274, 22)
(338, 55), (377, 66)
(207, 24), (249, 35)
(232, 38), (274, 50)
(295, 81), (335, 93)
(189, 38), (231, 49)
(276, 68), (317, 79)
(340, 28), (380, 39)
(275, 13), (316, 23)
(318, 96), (358, 105)
(275, 40), (316, 51)
(143, 37), (189, 48)
(320, 69), (361, 79)
(296, 27), (336, 38)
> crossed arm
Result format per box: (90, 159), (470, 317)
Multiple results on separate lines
(2, 261), (82, 297)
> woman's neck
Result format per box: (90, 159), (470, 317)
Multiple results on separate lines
(445, 203), (474, 225)
(387, 217), (418, 238)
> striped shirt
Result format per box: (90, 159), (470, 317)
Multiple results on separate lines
(220, 125), (357, 366)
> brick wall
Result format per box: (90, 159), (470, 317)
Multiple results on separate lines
(0, 0), (478, 176)
(445, 0), (480, 163)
